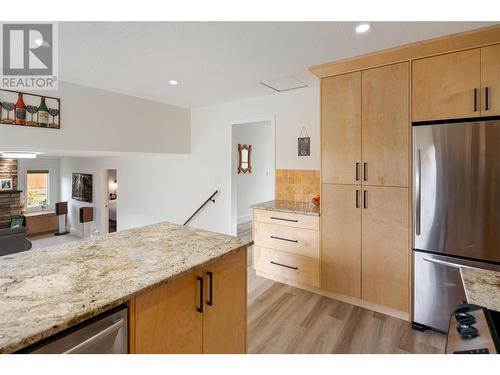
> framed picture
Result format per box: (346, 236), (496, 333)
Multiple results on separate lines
(0, 178), (13, 191)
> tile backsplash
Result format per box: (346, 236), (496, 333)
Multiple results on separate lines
(275, 169), (320, 203)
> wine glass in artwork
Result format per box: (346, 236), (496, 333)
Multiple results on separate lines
(26, 105), (38, 126)
(1, 102), (15, 124)
(48, 108), (60, 128)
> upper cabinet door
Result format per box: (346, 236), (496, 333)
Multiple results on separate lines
(481, 44), (500, 116)
(362, 62), (409, 187)
(321, 72), (361, 185)
(412, 49), (481, 122)
(203, 249), (247, 354)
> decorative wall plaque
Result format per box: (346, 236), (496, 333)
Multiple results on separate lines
(0, 89), (61, 129)
(298, 126), (310, 156)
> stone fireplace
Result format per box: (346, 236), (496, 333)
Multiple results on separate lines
(0, 158), (22, 228)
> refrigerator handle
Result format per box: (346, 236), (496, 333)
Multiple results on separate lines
(416, 149), (422, 236)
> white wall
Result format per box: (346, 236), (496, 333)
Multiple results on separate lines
(60, 157), (107, 237)
(232, 121), (274, 225)
(58, 87), (319, 236)
(0, 81), (191, 155)
(17, 158), (61, 212)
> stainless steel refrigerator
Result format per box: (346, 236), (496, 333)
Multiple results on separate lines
(412, 118), (500, 333)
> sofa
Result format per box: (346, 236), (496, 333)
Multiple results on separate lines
(0, 227), (32, 257)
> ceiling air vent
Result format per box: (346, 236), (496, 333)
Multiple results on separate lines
(260, 76), (307, 92)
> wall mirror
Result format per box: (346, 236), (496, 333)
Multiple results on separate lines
(238, 144), (252, 174)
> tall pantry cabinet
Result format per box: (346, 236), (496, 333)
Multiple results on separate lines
(321, 62), (410, 314)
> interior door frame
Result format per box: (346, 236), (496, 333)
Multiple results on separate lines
(229, 116), (276, 236)
(101, 168), (118, 235)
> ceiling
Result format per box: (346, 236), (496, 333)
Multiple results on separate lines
(59, 22), (496, 108)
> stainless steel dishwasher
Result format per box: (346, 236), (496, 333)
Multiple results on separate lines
(27, 305), (128, 354)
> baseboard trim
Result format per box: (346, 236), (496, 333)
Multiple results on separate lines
(255, 269), (409, 322)
(238, 214), (252, 225)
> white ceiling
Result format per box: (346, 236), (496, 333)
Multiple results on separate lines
(59, 22), (497, 108)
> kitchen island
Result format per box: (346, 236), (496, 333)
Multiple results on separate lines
(0, 222), (251, 354)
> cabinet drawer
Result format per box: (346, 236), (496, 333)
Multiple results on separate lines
(253, 246), (320, 288)
(253, 221), (319, 258)
(253, 209), (319, 230)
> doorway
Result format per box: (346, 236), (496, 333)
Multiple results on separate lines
(231, 119), (275, 237)
(107, 169), (118, 233)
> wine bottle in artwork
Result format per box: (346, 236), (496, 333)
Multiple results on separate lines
(14, 93), (27, 125)
(37, 96), (49, 127)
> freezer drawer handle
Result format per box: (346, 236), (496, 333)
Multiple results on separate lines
(270, 235), (298, 243)
(270, 216), (298, 223)
(423, 257), (473, 270)
(62, 319), (124, 354)
(270, 261), (298, 270)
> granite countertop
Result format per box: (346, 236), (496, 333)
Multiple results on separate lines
(251, 200), (320, 217)
(460, 267), (500, 312)
(0, 222), (252, 354)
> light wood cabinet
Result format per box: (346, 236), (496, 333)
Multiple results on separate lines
(254, 246), (320, 288)
(320, 65), (410, 316)
(253, 208), (319, 231)
(481, 44), (500, 116)
(134, 271), (202, 354)
(253, 208), (320, 291)
(131, 249), (247, 354)
(203, 248), (247, 354)
(321, 184), (361, 298)
(362, 63), (409, 187)
(412, 49), (481, 121)
(361, 187), (409, 312)
(253, 221), (319, 258)
(321, 72), (361, 185)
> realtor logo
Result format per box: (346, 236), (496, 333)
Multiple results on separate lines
(1, 23), (58, 89)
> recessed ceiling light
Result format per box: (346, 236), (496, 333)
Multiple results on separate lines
(0, 151), (39, 159)
(169, 80), (178, 86)
(356, 23), (370, 34)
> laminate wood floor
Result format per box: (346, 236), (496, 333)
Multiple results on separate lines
(239, 222), (447, 354)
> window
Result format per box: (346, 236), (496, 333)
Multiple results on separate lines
(27, 170), (49, 208)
